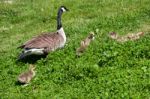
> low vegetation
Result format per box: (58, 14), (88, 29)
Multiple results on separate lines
(0, 0), (150, 98)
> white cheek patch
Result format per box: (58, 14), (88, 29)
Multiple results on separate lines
(61, 7), (66, 12)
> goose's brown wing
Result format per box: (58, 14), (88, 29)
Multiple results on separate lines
(19, 32), (64, 50)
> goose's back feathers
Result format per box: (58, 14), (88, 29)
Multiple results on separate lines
(19, 32), (65, 53)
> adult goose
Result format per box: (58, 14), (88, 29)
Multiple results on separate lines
(18, 6), (69, 60)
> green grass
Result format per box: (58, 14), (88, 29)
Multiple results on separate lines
(0, 0), (150, 98)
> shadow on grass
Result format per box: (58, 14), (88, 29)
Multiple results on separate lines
(15, 81), (25, 86)
(16, 55), (48, 64)
(15, 81), (30, 87)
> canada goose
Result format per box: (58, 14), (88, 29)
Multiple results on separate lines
(76, 32), (95, 56)
(18, 64), (36, 84)
(18, 6), (69, 60)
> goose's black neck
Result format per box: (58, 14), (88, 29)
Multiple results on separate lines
(57, 9), (63, 30)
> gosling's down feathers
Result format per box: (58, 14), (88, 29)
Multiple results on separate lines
(76, 32), (95, 56)
(18, 6), (69, 60)
(18, 64), (36, 84)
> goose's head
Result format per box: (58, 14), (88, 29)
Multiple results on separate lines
(60, 6), (69, 12)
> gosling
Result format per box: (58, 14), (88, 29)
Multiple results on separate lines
(18, 64), (36, 84)
(76, 32), (95, 56)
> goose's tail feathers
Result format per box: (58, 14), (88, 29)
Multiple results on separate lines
(18, 48), (45, 60)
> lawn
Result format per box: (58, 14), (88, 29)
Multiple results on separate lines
(0, 0), (150, 98)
